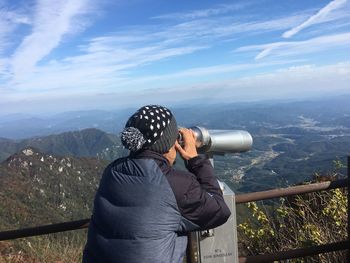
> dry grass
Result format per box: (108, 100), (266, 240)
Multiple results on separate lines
(0, 230), (86, 263)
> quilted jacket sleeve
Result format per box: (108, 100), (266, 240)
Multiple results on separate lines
(166, 155), (231, 230)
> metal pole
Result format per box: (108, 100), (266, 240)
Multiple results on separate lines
(235, 179), (348, 204)
(0, 219), (89, 241)
(186, 233), (193, 263)
(238, 240), (350, 263)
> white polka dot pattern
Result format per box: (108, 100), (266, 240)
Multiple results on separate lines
(122, 105), (178, 153)
(130, 105), (174, 146)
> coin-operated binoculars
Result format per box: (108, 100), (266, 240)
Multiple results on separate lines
(182, 126), (253, 263)
(179, 126), (253, 155)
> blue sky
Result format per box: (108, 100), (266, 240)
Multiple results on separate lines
(0, 0), (350, 114)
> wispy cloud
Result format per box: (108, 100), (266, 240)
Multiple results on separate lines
(236, 32), (350, 60)
(113, 59), (306, 90)
(151, 13), (308, 43)
(3, 61), (349, 114)
(0, 3), (31, 80)
(10, 0), (92, 79)
(4, 10), (311, 93)
(283, 0), (348, 38)
(152, 3), (249, 20)
(252, 0), (350, 60)
(0, 5), (30, 53)
(135, 62), (350, 104)
(2, 1), (350, 114)
(0, 8), (31, 25)
(8, 36), (208, 94)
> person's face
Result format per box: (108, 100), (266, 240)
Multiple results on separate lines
(163, 145), (177, 166)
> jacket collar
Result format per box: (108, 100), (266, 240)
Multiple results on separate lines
(130, 149), (170, 166)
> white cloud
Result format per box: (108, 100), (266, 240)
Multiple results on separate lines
(0, 58), (9, 76)
(139, 62), (350, 103)
(2, 5), (312, 92)
(0, 5), (30, 53)
(2, 1), (349, 114)
(10, 0), (91, 79)
(283, 0), (348, 38)
(6, 37), (208, 94)
(113, 59), (305, 90)
(0, 57), (303, 103)
(1, 9), (31, 25)
(3, 11), (310, 93)
(2, 62), (349, 114)
(7, 12), (317, 95)
(236, 32), (350, 60)
(0, 3), (31, 78)
(254, 1), (350, 61)
(151, 13), (308, 43)
(153, 3), (249, 20)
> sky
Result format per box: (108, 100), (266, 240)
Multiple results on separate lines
(0, 0), (350, 114)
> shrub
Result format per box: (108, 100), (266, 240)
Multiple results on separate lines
(238, 177), (347, 263)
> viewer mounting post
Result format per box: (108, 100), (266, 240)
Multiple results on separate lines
(185, 127), (253, 263)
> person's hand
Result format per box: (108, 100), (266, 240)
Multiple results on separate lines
(175, 128), (198, 160)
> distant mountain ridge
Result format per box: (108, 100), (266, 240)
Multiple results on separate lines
(0, 128), (126, 162)
(1, 94), (350, 139)
(0, 109), (133, 139)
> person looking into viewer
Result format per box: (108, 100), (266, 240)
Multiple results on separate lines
(83, 105), (231, 263)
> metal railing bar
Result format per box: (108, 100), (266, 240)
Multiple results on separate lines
(0, 178), (347, 241)
(238, 240), (350, 263)
(235, 178), (348, 204)
(0, 219), (89, 241)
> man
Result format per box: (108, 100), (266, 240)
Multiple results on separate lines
(83, 105), (231, 263)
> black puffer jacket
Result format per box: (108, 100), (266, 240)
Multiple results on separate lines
(83, 150), (231, 263)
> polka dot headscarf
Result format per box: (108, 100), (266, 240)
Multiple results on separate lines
(121, 105), (178, 153)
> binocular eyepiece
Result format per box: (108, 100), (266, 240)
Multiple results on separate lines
(178, 126), (253, 154)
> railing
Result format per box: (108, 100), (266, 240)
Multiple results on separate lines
(0, 156), (349, 263)
(236, 164), (350, 263)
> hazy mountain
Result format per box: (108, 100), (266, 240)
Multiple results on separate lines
(1, 94), (350, 140)
(0, 109), (133, 139)
(0, 128), (127, 162)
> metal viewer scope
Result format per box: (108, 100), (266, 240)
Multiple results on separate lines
(180, 126), (253, 154)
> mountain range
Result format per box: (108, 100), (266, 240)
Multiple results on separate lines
(0, 109), (133, 139)
(0, 95), (349, 229)
(1, 94), (349, 140)
(0, 128), (127, 163)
